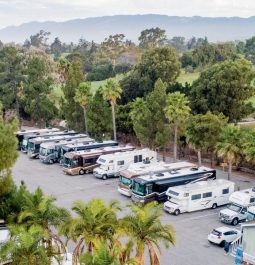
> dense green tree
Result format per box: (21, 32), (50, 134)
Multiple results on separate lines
(61, 53), (85, 131)
(86, 60), (114, 81)
(116, 103), (134, 135)
(87, 88), (112, 140)
(130, 79), (169, 150)
(168, 36), (186, 52)
(138, 27), (167, 49)
(185, 112), (228, 166)
(243, 129), (255, 164)
(216, 124), (243, 180)
(24, 30), (50, 49)
(74, 82), (92, 134)
(120, 47), (180, 103)
(121, 202), (175, 265)
(50, 37), (62, 59)
(245, 36), (255, 64)
(0, 225), (51, 265)
(0, 45), (24, 116)
(236, 41), (245, 54)
(164, 92), (190, 162)
(190, 59), (255, 121)
(103, 79), (122, 141)
(22, 56), (57, 127)
(0, 108), (18, 197)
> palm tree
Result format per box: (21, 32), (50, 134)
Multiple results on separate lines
(243, 129), (255, 164)
(216, 124), (243, 180)
(103, 79), (122, 141)
(74, 82), (92, 135)
(70, 198), (121, 265)
(121, 202), (175, 265)
(164, 92), (190, 162)
(17, 187), (70, 256)
(0, 225), (51, 265)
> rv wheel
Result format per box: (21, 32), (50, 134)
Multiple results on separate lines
(79, 169), (85, 175)
(232, 218), (239, 226)
(49, 159), (54, 164)
(174, 209), (180, 216)
(212, 203), (217, 209)
(102, 175), (107, 180)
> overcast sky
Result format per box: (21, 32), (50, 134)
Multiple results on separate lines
(0, 0), (255, 29)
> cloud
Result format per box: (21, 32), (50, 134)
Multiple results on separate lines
(0, 0), (255, 29)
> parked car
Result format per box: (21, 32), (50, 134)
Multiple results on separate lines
(208, 226), (241, 246)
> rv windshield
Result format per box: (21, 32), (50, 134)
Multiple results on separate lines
(28, 141), (35, 150)
(247, 211), (255, 221)
(63, 157), (72, 168)
(22, 139), (28, 147)
(132, 181), (146, 196)
(119, 176), (131, 186)
(227, 204), (242, 213)
(40, 148), (53, 156)
(34, 143), (40, 151)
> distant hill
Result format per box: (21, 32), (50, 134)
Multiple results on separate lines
(1, 14), (255, 44)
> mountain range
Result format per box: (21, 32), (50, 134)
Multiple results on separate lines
(1, 14), (255, 44)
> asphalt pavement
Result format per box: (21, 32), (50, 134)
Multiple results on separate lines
(12, 152), (255, 265)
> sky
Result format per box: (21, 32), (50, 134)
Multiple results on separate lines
(0, 0), (255, 29)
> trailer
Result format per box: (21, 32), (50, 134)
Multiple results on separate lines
(63, 145), (134, 175)
(163, 179), (235, 215)
(131, 166), (216, 203)
(39, 136), (94, 164)
(118, 161), (195, 197)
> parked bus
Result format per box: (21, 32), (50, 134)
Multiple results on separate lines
(164, 179), (235, 215)
(131, 166), (216, 204)
(21, 130), (77, 153)
(39, 136), (94, 164)
(93, 149), (157, 180)
(118, 161), (195, 197)
(63, 145), (134, 175)
(60, 140), (118, 161)
(16, 128), (60, 150)
(27, 131), (77, 158)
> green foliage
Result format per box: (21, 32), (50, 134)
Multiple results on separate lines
(190, 59), (255, 121)
(0, 225), (51, 265)
(22, 56), (57, 125)
(243, 129), (255, 164)
(61, 53), (85, 131)
(87, 60), (114, 81)
(50, 37), (62, 59)
(0, 45), (24, 112)
(245, 36), (255, 64)
(120, 47), (180, 103)
(87, 88), (112, 140)
(116, 103), (134, 134)
(138, 27), (167, 49)
(130, 79), (169, 149)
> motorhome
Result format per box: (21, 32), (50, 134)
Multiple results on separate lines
(93, 149), (157, 180)
(60, 140), (118, 161)
(39, 136), (94, 164)
(63, 145), (134, 175)
(27, 131), (77, 158)
(131, 166), (216, 204)
(219, 188), (255, 225)
(118, 161), (195, 197)
(163, 179), (235, 215)
(16, 128), (60, 150)
(21, 130), (77, 153)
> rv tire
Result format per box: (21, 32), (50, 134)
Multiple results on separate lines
(212, 203), (217, 209)
(174, 209), (180, 216)
(102, 175), (107, 180)
(79, 169), (85, 175)
(49, 159), (54, 164)
(232, 218), (239, 226)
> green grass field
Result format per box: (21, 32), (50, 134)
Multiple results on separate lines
(177, 70), (200, 85)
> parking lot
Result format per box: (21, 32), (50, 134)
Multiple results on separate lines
(12, 152), (255, 265)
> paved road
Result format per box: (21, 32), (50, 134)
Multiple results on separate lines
(12, 153), (255, 265)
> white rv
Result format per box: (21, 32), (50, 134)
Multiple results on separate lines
(219, 187), (255, 225)
(93, 149), (157, 180)
(164, 179), (235, 215)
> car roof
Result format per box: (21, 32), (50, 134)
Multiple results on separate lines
(214, 226), (238, 233)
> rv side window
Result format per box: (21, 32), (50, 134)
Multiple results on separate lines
(84, 158), (93, 164)
(191, 194), (201, 200)
(117, 160), (124, 166)
(203, 192), (212, 198)
(134, 155), (143, 163)
(222, 188), (229, 194)
(250, 197), (255, 203)
(139, 155), (142, 162)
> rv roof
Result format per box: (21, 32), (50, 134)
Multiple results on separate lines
(135, 166), (215, 184)
(63, 140), (117, 148)
(30, 133), (77, 143)
(167, 179), (232, 193)
(40, 137), (94, 149)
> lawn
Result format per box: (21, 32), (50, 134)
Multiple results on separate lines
(177, 70), (200, 85)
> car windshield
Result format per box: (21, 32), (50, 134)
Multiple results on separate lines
(132, 181), (146, 196)
(99, 165), (109, 171)
(211, 229), (222, 236)
(227, 204), (242, 212)
(119, 176), (131, 186)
